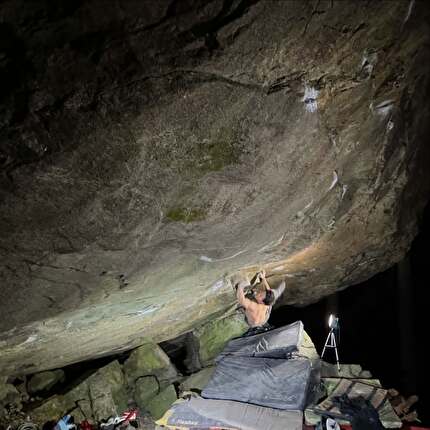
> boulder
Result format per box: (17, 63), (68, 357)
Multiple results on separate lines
(134, 376), (159, 409)
(28, 370), (65, 394)
(179, 367), (215, 393)
(30, 395), (67, 423)
(0, 382), (21, 409)
(145, 385), (177, 420)
(161, 332), (202, 374)
(30, 360), (127, 424)
(194, 313), (248, 366)
(16, 381), (30, 402)
(123, 342), (177, 386)
(87, 361), (128, 422)
(321, 362), (372, 379)
(62, 380), (93, 420)
(298, 331), (320, 361)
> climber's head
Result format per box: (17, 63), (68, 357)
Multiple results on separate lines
(263, 289), (275, 305)
(255, 287), (275, 305)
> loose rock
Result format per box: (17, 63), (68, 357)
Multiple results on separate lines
(28, 370), (65, 394)
(145, 385), (177, 420)
(134, 376), (159, 409)
(179, 367), (216, 393)
(123, 342), (177, 386)
(193, 313), (248, 366)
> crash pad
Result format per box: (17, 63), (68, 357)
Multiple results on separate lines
(219, 320), (304, 359)
(202, 355), (312, 410)
(156, 394), (303, 430)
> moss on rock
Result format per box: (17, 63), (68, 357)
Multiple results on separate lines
(88, 360), (128, 421)
(123, 342), (177, 386)
(166, 207), (206, 223)
(179, 366), (215, 393)
(145, 384), (177, 420)
(27, 370), (65, 394)
(194, 312), (248, 366)
(30, 395), (67, 423)
(134, 376), (159, 409)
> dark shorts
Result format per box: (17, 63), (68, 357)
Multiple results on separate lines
(242, 322), (274, 337)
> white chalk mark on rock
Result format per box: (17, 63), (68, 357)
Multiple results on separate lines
(127, 305), (159, 317)
(199, 249), (247, 263)
(404, 0), (415, 24)
(373, 100), (394, 117)
(328, 171), (339, 191)
(258, 235), (284, 253)
(304, 200), (314, 211)
(211, 279), (224, 292)
(341, 184), (348, 200)
(22, 335), (38, 345)
(360, 50), (378, 79)
(302, 86), (319, 113)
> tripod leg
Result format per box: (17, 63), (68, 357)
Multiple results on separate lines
(321, 331), (332, 359)
(332, 333), (340, 371)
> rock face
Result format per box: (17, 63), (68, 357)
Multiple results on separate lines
(27, 370), (65, 395)
(134, 376), (159, 410)
(0, 1), (430, 374)
(194, 313), (248, 366)
(145, 385), (177, 421)
(123, 342), (178, 386)
(179, 367), (216, 394)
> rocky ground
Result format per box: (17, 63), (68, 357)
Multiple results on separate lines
(2, 316), (418, 429)
(0, 312), (247, 430)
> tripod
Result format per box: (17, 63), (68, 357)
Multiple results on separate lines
(321, 328), (340, 371)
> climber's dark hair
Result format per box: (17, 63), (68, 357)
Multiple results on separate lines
(263, 289), (275, 305)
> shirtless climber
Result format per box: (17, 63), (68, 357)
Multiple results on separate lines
(236, 269), (286, 336)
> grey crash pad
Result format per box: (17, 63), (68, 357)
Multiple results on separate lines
(157, 394), (303, 430)
(219, 320), (304, 359)
(202, 355), (312, 410)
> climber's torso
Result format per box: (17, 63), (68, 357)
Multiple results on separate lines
(244, 301), (271, 327)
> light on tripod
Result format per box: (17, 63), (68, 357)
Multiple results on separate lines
(328, 314), (339, 330)
(321, 314), (340, 371)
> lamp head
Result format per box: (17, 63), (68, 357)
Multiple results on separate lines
(328, 314), (339, 330)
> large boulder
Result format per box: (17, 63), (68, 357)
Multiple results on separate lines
(134, 376), (159, 410)
(179, 367), (216, 394)
(30, 360), (127, 424)
(30, 395), (67, 423)
(321, 362), (372, 379)
(0, 382), (22, 418)
(87, 361), (128, 421)
(0, 0), (430, 375)
(27, 370), (65, 394)
(0, 382), (21, 408)
(145, 385), (177, 420)
(194, 313), (248, 366)
(0, 383), (21, 409)
(298, 331), (320, 361)
(123, 342), (177, 386)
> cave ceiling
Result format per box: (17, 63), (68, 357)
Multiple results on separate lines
(0, 0), (429, 375)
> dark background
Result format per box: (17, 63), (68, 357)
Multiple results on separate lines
(272, 203), (430, 426)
